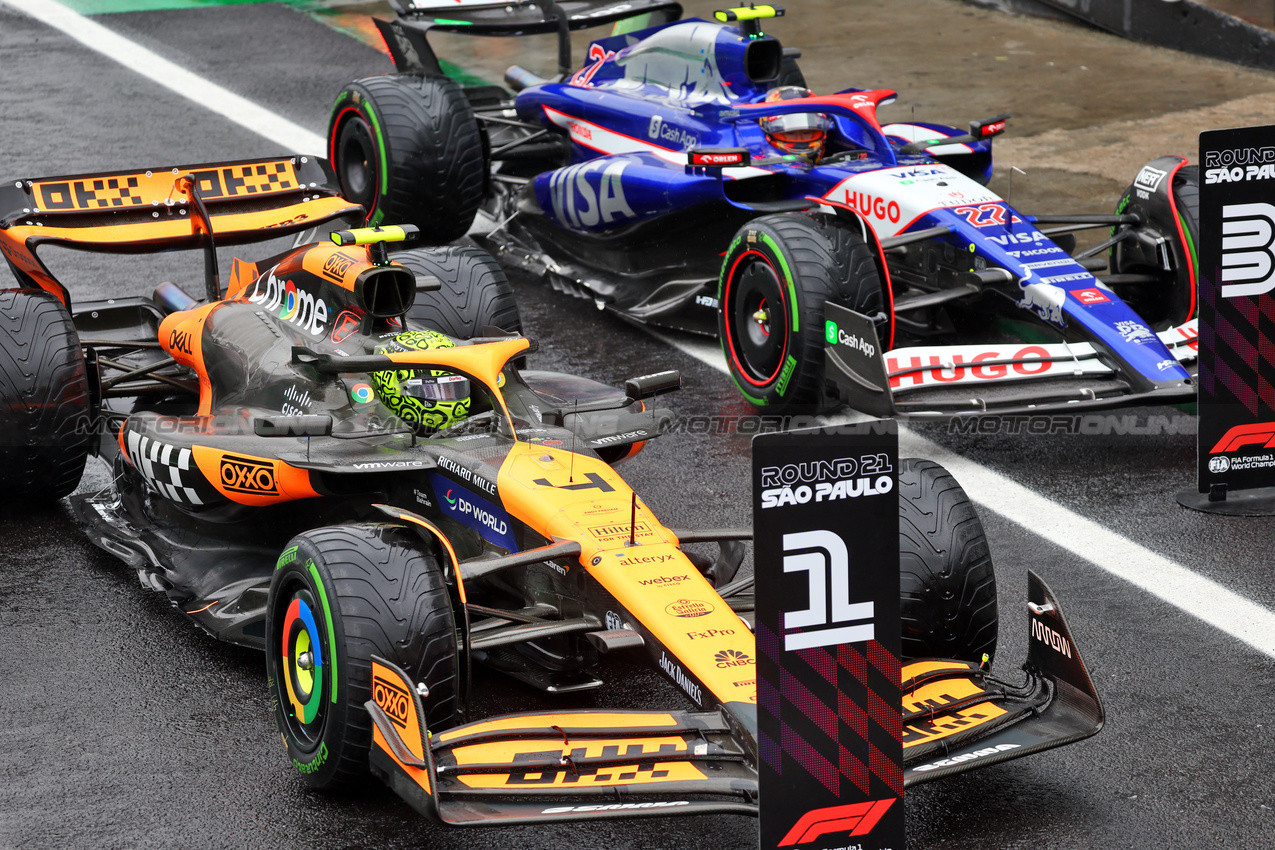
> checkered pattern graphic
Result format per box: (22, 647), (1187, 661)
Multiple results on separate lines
(125, 431), (203, 506)
(757, 620), (904, 798)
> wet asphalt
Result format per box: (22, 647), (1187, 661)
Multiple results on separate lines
(3, 2), (1275, 848)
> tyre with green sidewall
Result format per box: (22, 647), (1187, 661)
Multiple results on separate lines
(897, 458), (998, 664)
(0, 289), (92, 503)
(398, 245), (522, 338)
(329, 74), (484, 244)
(266, 523), (459, 791)
(718, 213), (885, 414)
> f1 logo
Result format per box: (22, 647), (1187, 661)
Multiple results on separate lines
(1221, 203), (1275, 298)
(778, 799), (896, 846)
(1210, 421), (1275, 453)
(782, 530), (874, 651)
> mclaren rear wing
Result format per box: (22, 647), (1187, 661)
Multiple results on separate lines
(824, 302), (1199, 417)
(0, 156), (361, 307)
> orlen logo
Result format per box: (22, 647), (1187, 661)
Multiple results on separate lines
(1220, 203), (1275, 298)
(1072, 288), (1110, 305)
(1210, 422), (1275, 453)
(219, 455), (277, 495)
(372, 673), (411, 730)
(782, 530), (873, 651)
(778, 800), (896, 846)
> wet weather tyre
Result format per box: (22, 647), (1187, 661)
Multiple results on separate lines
(266, 523), (459, 791)
(398, 245), (522, 338)
(329, 74), (484, 243)
(1109, 161), (1199, 329)
(897, 458), (998, 664)
(718, 213), (884, 414)
(0, 290), (91, 503)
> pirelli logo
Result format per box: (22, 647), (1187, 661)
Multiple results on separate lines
(33, 160), (297, 212)
(372, 674), (412, 730)
(219, 455), (278, 495)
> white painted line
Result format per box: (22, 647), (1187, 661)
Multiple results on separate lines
(652, 330), (1275, 660)
(4, 0), (326, 155)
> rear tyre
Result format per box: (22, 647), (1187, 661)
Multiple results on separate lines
(775, 56), (807, 88)
(398, 245), (522, 338)
(1109, 162), (1199, 329)
(329, 74), (484, 243)
(266, 523), (459, 791)
(898, 458), (998, 664)
(0, 290), (92, 502)
(718, 213), (885, 414)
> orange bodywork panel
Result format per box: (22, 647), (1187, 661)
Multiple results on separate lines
(497, 442), (758, 710)
(190, 446), (319, 507)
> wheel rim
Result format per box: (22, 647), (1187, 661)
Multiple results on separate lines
(725, 251), (789, 386)
(277, 585), (328, 747)
(336, 116), (378, 210)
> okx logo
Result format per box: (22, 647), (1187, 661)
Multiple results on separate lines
(782, 530), (873, 651)
(1220, 203), (1275, 298)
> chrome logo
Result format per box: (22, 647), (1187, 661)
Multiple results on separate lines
(279, 280), (299, 321)
(350, 383), (374, 404)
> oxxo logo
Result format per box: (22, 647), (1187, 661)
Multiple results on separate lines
(219, 455), (277, 495)
(1220, 203), (1275, 298)
(782, 530), (873, 651)
(372, 674), (411, 730)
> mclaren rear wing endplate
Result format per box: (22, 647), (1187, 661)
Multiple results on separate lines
(0, 156), (361, 307)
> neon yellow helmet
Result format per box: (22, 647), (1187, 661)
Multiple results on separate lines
(371, 329), (471, 433)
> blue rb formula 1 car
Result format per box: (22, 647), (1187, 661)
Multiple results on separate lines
(330, 0), (1200, 416)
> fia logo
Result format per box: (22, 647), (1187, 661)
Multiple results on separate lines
(1220, 203), (1275, 298)
(782, 530), (874, 651)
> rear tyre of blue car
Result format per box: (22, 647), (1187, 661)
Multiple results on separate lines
(0, 290), (92, 503)
(718, 213), (885, 415)
(398, 245), (522, 338)
(329, 74), (484, 244)
(266, 524), (459, 791)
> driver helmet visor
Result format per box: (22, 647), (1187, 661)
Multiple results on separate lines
(401, 372), (470, 401)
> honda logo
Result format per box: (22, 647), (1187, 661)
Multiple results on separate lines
(782, 530), (874, 651)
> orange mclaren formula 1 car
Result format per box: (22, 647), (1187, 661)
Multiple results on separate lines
(0, 155), (1102, 827)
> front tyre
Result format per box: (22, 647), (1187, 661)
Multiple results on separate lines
(718, 214), (885, 414)
(329, 74), (484, 243)
(266, 524), (459, 791)
(1109, 159), (1199, 329)
(898, 459), (998, 664)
